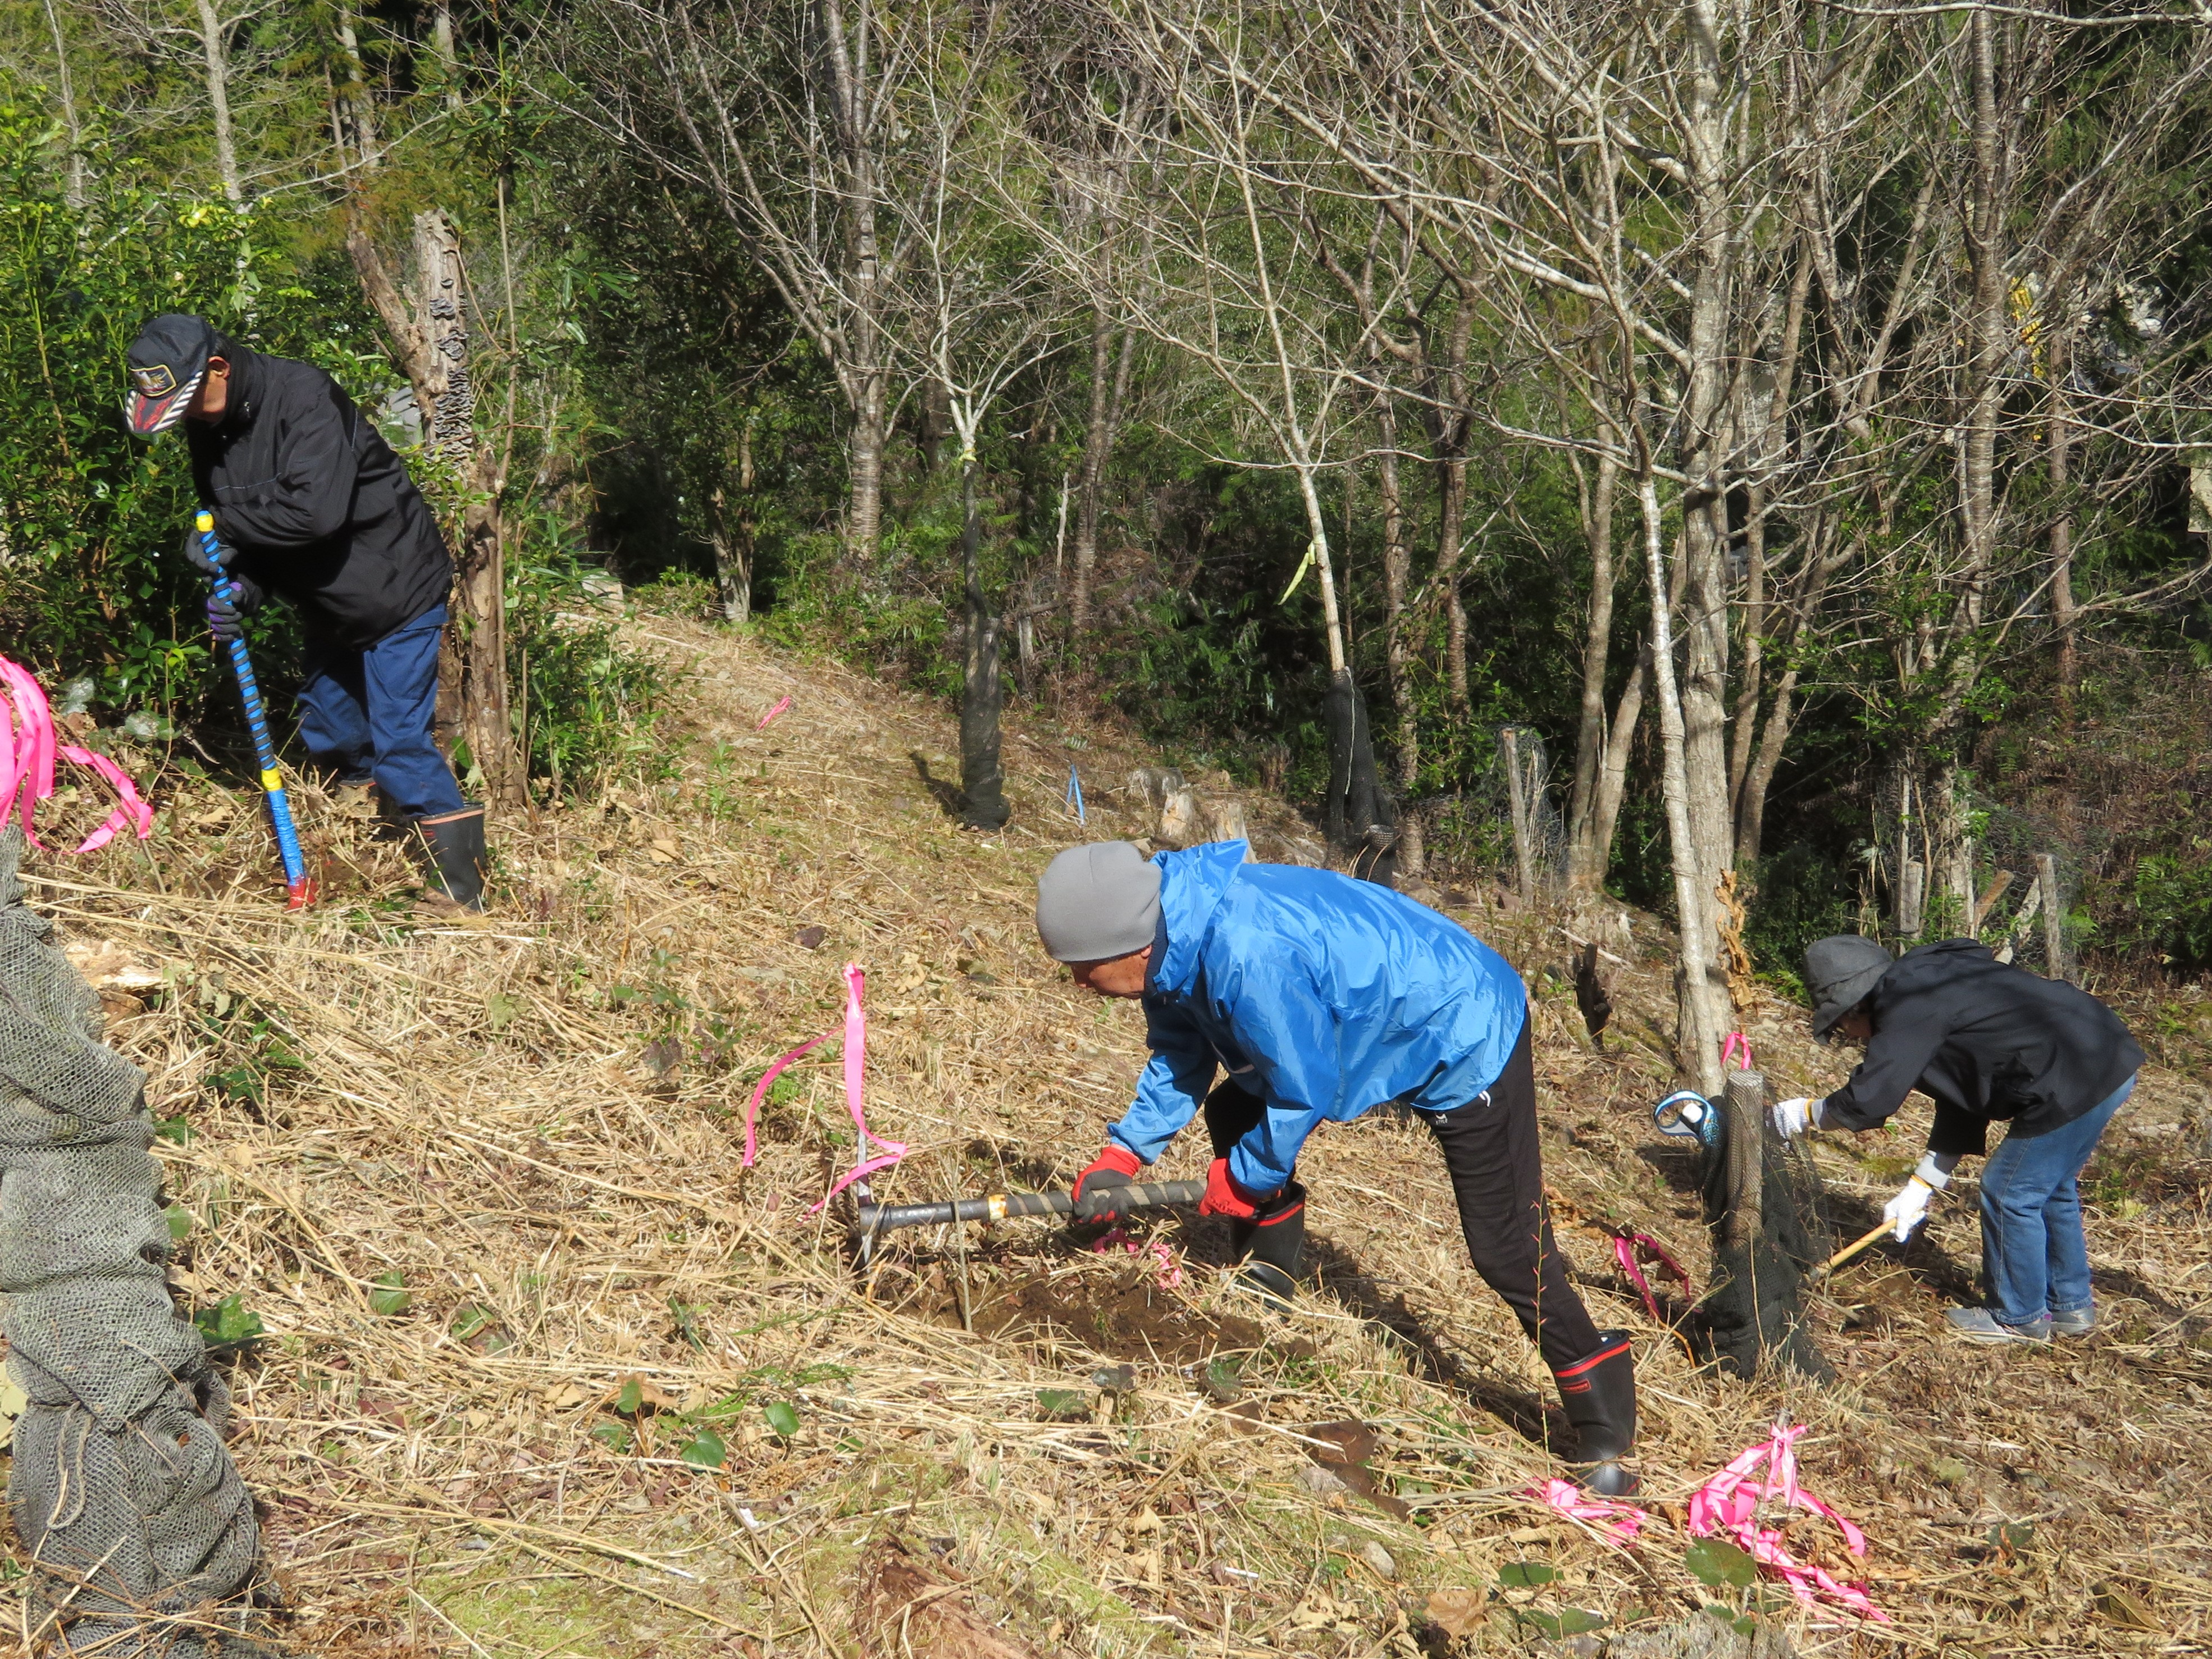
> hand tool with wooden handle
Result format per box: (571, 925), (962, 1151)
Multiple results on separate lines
(1813, 1216), (1907, 1281)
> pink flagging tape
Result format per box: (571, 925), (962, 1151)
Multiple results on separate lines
(0, 659), (154, 855)
(739, 1032), (831, 1170)
(1526, 1478), (1645, 1544)
(1091, 1227), (1185, 1290)
(1613, 1233), (1692, 1322)
(1722, 1031), (1755, 1071)
(1689, 1424), (1889, 1622)
(809, 963), (907, 1212)
(743, 965), (910, 1208)
(755, 694), (792, 731)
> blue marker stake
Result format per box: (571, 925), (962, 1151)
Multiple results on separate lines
(1065, 765), (1086, 825)
(195, 510), (314, 909)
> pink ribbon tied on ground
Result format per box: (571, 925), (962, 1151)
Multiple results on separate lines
(755, 694), (792, 731)
(1689, 1423), (1890, 1622)
(1613, 1232), (1693, 1322)
(738, 1031), (829, 1171)
(1090, 1226), (1185, 1290)
(0, 658), (155, 854)
(741, 964), (909, 1209)
(1527, 1477), (1646, 1543)
(738, 962), (907, 1210)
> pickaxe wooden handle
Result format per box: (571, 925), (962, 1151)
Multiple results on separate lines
(1813, 1217), (1900, 1280)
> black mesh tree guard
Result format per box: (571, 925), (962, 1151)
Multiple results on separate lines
(0, 829), (273, 1655)
(1697, 1069), (1834, 1382)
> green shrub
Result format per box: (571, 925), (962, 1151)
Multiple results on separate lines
(0, 94), (363, 716)
(508, 549), (669, 799)
(2131, 838), (2212, 972)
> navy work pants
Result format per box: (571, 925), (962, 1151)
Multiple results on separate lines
(295, 604), (466, 820)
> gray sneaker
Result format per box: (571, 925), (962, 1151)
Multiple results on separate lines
(2049, 1306), (2095, 1337)
(1944, 1307), (2054, 1344)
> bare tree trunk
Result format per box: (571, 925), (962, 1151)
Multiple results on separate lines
(1736, 666), (1799, 866)
(1727, 239), (1811, 864)
(1946, 6), (2005, 736)
(1727, 477), (1767, 824)
(1588, 646), (1648, 886)
(1639, 471), (1723, 1093)
(431, 0), (462, 110)
(958, 451), (1007, 829)
(334, 7), (378, 166)
(2049, 325), (2078, 727)
(820, 0), (887, 562)
(192, 0), (241, 203)
(1675, 0), (1740, 1058)
(1070, 313), (1133, 640)
(40, 0), (83, 210)
(1438, 452), (1469, 710)
(1565, 449), (1620, 892)
(710, 421), (756, 623)
(345, 207), (522, 808)
(1376, 391), (1423, 876)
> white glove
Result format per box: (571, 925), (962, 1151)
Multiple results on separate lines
(1770, 1097), (1823, 1139)
(1882, 1176), (1935, 1242)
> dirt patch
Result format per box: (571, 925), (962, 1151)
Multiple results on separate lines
(855, 1536), (1047, 1659)
(954, 1273), (1267, 1365)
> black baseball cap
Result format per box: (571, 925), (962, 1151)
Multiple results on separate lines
(126, 313), (221, 436)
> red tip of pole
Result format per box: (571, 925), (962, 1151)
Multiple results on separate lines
(285, 879), (317, 910)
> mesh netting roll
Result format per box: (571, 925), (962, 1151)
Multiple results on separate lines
(0, 828), (271, 1655)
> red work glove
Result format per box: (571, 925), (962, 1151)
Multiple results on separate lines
(1073, 1143), (1142, 1219)
(1198, 1157), (1279, 1221)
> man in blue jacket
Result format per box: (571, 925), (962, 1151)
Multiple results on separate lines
(1034, 840), (1638, 1494)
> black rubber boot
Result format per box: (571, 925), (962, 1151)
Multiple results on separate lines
(414, 805), (488, 911)
(1231, 1181), (1306, 1306)
(1553, 1330), (1638, 1496)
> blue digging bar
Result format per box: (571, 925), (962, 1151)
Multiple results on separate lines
(195, 510), (313, 908)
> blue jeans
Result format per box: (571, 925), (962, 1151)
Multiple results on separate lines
(1978, 1074), (2135, 1327)
(295, 605), (466, 820)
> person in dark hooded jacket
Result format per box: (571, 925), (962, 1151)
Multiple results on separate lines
(1034, 840), (1640, 1494)
(1772, 935), (2142, 1344)
(125, 312), (487, 910)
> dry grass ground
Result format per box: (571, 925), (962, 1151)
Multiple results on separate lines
(7, 608), (2210, 1658)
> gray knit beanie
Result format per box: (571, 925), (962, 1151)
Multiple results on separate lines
(1035, 842), (1162, 963)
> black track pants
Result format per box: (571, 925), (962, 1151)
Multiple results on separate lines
(1420, 1013), (1602, 1371)
(1198, 1014), (1601, 1368)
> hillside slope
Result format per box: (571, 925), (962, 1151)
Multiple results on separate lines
(15, 610), (2212, 1658)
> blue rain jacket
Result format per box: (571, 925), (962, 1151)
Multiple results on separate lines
(1107, 842), (1528, 1193)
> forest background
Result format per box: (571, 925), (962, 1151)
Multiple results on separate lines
(2, 0), (2210, 1088)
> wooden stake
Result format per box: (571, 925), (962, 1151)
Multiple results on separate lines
(1502, 727), (1538, 905)
(1898, 859), (1926, 938)
(1721, 1068), (1764, 1250)
(1971, 869), (2015, 935)
(2036, 853), (2069, 982)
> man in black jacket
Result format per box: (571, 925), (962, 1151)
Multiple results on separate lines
(1773, 936), (2143, 1344)
(126, 313), (487, 910)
